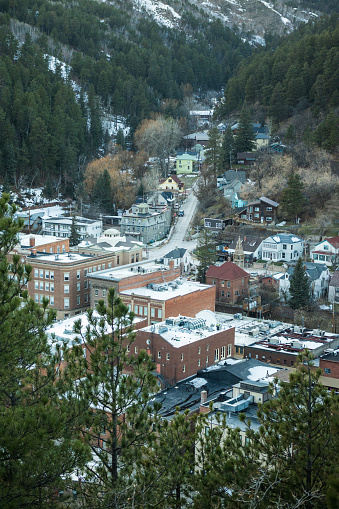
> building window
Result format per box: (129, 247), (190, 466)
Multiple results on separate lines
(77, 270), (80, 279)
(95, 289), (99, 296)
(64, 273), (70, 281)
(242, 278), (244, 285)
(77, 296), (80, 305)
(34, 269), (39, 278)
(77, 282), (81, 291)
(35, 294), (39, 303)
(45, 282), (49, 291)
(135, 346), (138, 354)
(206, 356), (209, 364)
(34, 281), (39, 290)
(49, 296), (54, 306)
(227, 281), (230, 287)
(84, 280), (88, 289)
(198, 347), (201, 354)
(45, 270), (49, 279)
(181, 353), (184, 361)
(206, 344), (209, 351)
(151, 308), (155, 317)
(50, 271), (54, 280)
(221, 346), (225, 359)
(85, 294), (88, 303)
(134, 305), (139, 314)
(235, 290), (239, 296)
(266, 217), (272, 221)
(215, 348), (219, 362)
(221, 281), (224, 287)
(198, 359), (201, 366)
(64, 298), (70, 309)
(266, 207), (272, 211)
(117, 256), (120, 265)
(221, 290), (224, 297)
(183, 365), (185, 373)
(64, 285), (70, 294)
(158, 309), (162, 319)
(324, 368), (331, 374)
(39, 270), (44, 278)
(158, 352), (161, 359)
(144, 306), (148, 316)
(166, 353), (170, 360)
(227, 292), (230, 297)
(126, 345), (130, 352)
(50, 283), (54, 292)
(102, 289), (106, 297)
(84, 269), (88, 276)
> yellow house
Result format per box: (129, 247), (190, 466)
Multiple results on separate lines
(176, 153), (199, 174)
(158, 174), (184, 194)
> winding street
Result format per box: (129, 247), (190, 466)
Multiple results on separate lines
(147, 183), (199, 260)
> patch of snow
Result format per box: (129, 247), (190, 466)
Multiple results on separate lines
(248, 366), (277, 381)
(135, 0), (181, 29)
(258, 0), (292, 25)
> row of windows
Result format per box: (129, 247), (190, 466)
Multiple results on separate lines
(34, 294), (88, 308)
(220, 289), (244, 297)
(133, 305), (162, 319)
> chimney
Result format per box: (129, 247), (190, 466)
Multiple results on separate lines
(29, 236), (35, 247)
(201, 390), (207, 405)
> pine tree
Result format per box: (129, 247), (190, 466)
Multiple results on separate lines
(0, 193), (89, 507)
(281, 172), (306, 223)
(289, 256), (311, 309)
(63, 289), (159, 507)
(219, 125), (235, 170)
(234, 106), (256, 154)
(204, 127), (222, 177)
(69, 214), (81, 246)
(196, 229), (216, 284)
(239, 353), (339, 508)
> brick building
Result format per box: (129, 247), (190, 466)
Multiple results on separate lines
(25, 251), (119, 319)
(319, 350), (339, 390)
(120, 279), (216, 326)
(206, 262), (250, 304)
(88, 260), (181, 309)
(243, 328), (339, 368)
(135, 316), (235, 385)
(14, 234), (70, 256)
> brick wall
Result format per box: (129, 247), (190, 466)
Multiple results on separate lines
(244, 345), (297, 368)
(135, 327), (235, 384)
(319, 358), (339, 380)
(206, 275), (249, 304)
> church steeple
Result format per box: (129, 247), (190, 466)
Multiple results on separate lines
(233, 236), (244, 268)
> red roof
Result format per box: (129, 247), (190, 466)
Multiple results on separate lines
(206, 262), (250, 281)
(326, 236), (339, 249)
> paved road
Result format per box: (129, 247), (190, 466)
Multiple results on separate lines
(147, 186), (199, 260)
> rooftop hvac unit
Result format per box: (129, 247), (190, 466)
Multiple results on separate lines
(294, 326), (301, 333)
(291, 340), (302, 348)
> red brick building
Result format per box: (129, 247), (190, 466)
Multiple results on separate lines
(206, 262), (249, 304)
(120, 280), (216, 325)
(319, 350), (339, 389)
(135, 317), (235, 385)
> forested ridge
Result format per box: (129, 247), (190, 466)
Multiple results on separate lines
(0, 0), (251, 193)
(220, 13), (339, 128)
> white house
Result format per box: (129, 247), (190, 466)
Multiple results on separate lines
(274, 262), (330, 301)
(261, 234), (304, 262)
(42, 216), (102, 240)
(163, 247), (193, 274)
(311, 236), (339, 266)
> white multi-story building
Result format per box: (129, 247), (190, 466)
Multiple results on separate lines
(120, 203), (171, 244)
(42, 216), (102, 240)
(261, 234), (303, 262)
(311, 236), (339, 267)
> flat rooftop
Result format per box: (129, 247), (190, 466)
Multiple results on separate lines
(47, 312), (145, 348)
(249, 329), (339, 354)
(27, 252), (93, 263)
(19, 234), (65, 248)
(89, 260), (169, 281)
(140, 316), (234, 348)
(120, 279), (213, 301)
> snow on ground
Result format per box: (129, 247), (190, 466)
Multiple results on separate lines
(135, 0), (181, 29)
(258, 0), (292, 25)
(46, 55), (130, 139)
(248, 365), (278, 381)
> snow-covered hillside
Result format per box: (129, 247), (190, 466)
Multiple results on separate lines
(132, 0), (320, 43)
